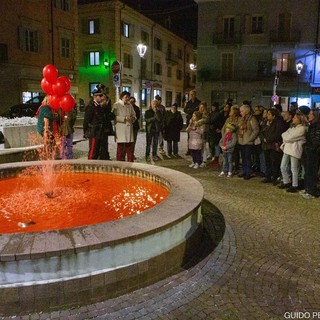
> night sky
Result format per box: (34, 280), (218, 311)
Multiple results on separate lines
(78, 0), (198, 45)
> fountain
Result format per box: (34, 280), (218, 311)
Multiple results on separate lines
(0, 159), (204, 315)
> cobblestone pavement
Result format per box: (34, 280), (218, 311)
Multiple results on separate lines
(4, 130), (320, 320)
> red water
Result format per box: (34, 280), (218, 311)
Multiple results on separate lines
(0, 172), (169, 233)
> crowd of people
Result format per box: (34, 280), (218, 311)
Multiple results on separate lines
(37, 85), (320, 200)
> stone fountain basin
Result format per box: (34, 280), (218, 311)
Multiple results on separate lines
(0, 160), (204, 315)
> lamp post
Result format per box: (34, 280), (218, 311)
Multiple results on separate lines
(296, 60), (304, 104)
(137, 43), (147, 128)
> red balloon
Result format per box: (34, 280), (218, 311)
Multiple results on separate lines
(42, 64), (58, 83)
(60, 93), (75, 112)
(41, 78), (53, 95)
(52, 77), (68, 97)
(59, 76), (71, 92)
(48, 95), (61, 110)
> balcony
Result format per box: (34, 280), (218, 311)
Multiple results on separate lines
(166, 52), (179, 65)
(269, 29), (301, 44)
(212, 32), (242, 46)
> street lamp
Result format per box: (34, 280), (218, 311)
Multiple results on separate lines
(296, 60), (304, 103)
(137, 43), (147, 127)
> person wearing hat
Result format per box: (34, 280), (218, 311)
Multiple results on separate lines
(83, 84), (113, 160)
(218, 123), (237, 177)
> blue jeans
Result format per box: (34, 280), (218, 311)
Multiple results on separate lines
(146, 131), (159, 157)
(222, 152), (233, 173)
(239, 144), (253, 178)
(280, 153), (300, 187)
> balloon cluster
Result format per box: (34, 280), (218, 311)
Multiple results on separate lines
(41, 64), (75, 112)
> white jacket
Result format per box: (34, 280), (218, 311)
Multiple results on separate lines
(280, 124), (307, 159)
(112, 99), (136, 143)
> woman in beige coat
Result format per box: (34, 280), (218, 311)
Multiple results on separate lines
(112, 91), (136, 162)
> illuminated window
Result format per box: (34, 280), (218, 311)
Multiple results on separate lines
(122, 22), (129, 38)
(89, 19), (100, 34)
(89, 51), (100, 66)
(122, 86), (131, 93)
(276, 53), (289, 72)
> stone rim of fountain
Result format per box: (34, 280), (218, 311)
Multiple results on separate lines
(0, 160), (203, 261)
(0, 160), (204, 315)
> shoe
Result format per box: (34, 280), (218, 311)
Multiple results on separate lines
(153, 156), (159, 161)
(261, 178), (271, 183)
(286, 186), (298, 193)
(227, 172), (232, 178)
(243, 175), (252, 180)
(145, 156), (151, 162)
(173, 154), (179, 158)
(189, 162), (195, 168)
(167, 154), (172, 158)
(299, 190), (307, 195)
(218, 172), (225, 177)
(200, 162), (207, 168)
(302, 192), (316, 199)
(193, 163), (199, 169)
(278, 183), (291, 189)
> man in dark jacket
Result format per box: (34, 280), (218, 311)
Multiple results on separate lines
(83, 84), (115, 160)
(184, 90), (201, 155)
(129, 96), (141, 159)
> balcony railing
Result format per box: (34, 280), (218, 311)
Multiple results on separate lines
(269, 29), (301, 43)
(212, 32), (242, 45)
(166, 52), (179, 65)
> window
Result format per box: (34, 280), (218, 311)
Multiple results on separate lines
(89, 19), (100, 35)
(221, 53), (234, 80)
(252, 16), (263, 34)
(154, 62), (162, 75)
(165, 91), (173, 107)
(167, 66), (172, 78)
(89, 51), (100, 66)
(276, 53), (289, 72)
(61, 37), (70, 58)
(0, 44), (8, 62)
(141, 30), (149, 45)
(223, 17), (235, 39)
(154, 37), (162, 51)
(19, 27), (39, 52)
(54, 0), (70, 11)
(122, 86), (131, 93)
(257, 61), (268, 76)
(123, 53), (133, 68)
(122, 22), (129, 38)
(22, 91), (40, 104)
(177, 48), (183, 59)
(89, 83), (100, 97)
(176, 69), (183, 80)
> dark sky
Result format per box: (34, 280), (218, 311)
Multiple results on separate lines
(78, 0), (198, 45)
(122, 0), (198, 45)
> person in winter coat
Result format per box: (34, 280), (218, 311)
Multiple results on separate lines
(279, 111), (307, 193)
(260, 108), (287, 184)
(60, 104), (77, 159)
(238, 104), (259, 180)
(145, 99), (163, 161)
(218, 123), (237, 177)
(186, 111), (203, 169)
(164, 103), (183, 157)
(112, 91), (136, 162)
(300, 108), (320, 199)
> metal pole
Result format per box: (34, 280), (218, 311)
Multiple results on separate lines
(296, 73), (300, 103)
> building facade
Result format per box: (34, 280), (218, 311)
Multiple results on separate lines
(0, 0), (79, 115)
(78, 0), (196, 109)
(195, 0), (320, 109)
